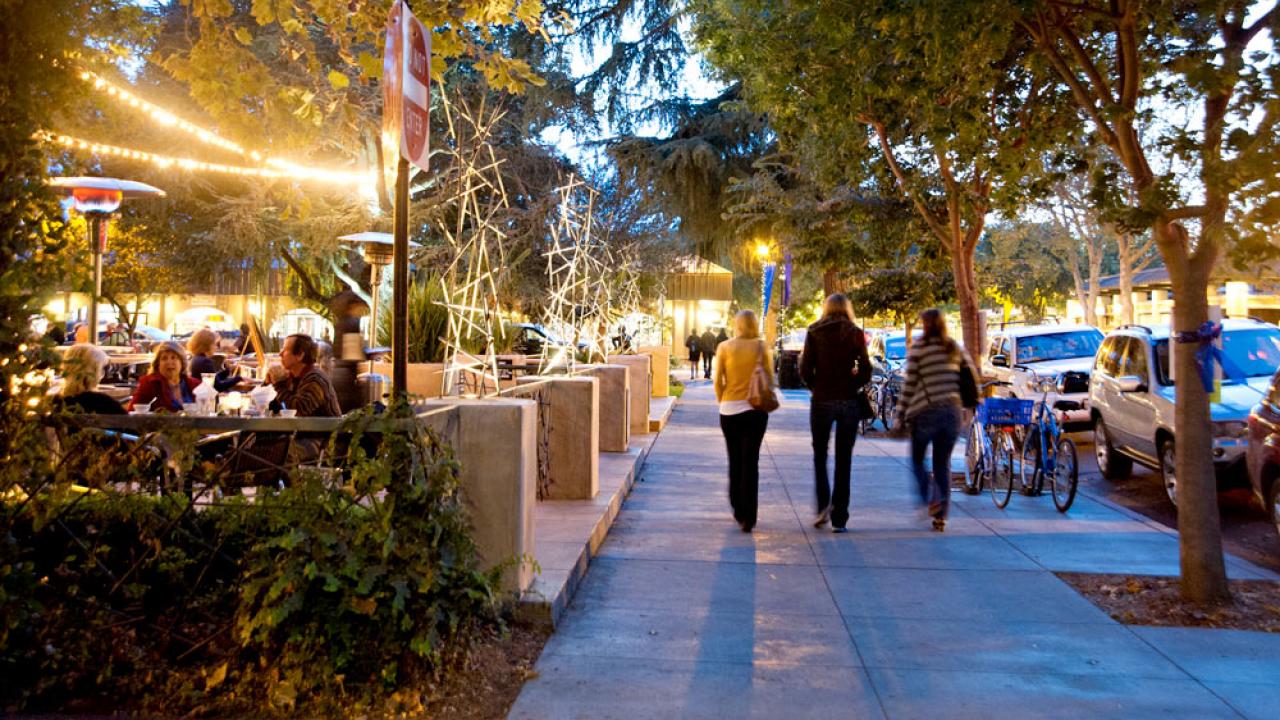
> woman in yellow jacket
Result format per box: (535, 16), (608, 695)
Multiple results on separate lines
(714, 310), (774, 532)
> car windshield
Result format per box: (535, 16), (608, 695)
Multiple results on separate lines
(1154, 327), (1280, 385)
(1015, 330), (1103, 363)
(884, 337), (906, 359)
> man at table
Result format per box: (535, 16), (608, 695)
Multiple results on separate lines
(269, 333), (342, 417)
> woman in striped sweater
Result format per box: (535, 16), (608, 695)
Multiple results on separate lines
(895, 309), (972, 531)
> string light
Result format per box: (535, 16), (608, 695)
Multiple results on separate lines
(79, 70), (250, 158)
(72, 70), (373, 197)
(38, 131), (376, 189)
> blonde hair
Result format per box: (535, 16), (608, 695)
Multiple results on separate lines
(823, 293), (853, 321)
(61, 343), (108, 396)
(187, 327), (218, 356)
(150, 341), (190, 377)
(733, 310), (760, 339)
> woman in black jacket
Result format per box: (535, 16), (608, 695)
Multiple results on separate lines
(799, 294), (872, 533)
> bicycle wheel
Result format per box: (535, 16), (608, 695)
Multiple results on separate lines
(880, 392), (898, 433)
(1019, 426), (1043, 496)
(989, 429), (1015, 509)
(963, 421), (985, 494)
(1051, 437), (1079, 512)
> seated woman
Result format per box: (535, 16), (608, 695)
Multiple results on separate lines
(129, 341), (200, 412)
(56, 343), (124, 414)
(188, 327), (240, 391)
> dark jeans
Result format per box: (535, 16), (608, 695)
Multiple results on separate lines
(811, 399), (859, 527)
(703, 353), (713, 378)
(911, 404), (961, 518)
(720, 409), (769, 528)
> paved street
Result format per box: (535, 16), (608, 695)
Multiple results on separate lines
(510, 382), (1279, 719)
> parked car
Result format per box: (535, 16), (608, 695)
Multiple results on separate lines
(868, 330), (911, 373)
(1090, 318), (1280, 506)
(1246, 365), (1280, 541)
(983, 323), (1103, 430)
(508, 323), (586, 356)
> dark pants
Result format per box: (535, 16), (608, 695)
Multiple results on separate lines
(702, 352), (713, 378)
(720, 410), (769, 528)
(911, 404), (961, 518)
(689, 353), (700, 378)
(811, 399), (859, 527)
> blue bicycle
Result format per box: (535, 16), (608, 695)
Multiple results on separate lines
(1018, 372), (1080, 512)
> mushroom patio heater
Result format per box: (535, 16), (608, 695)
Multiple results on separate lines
(49, 177), (166, 344)
(338, 231), (420, 351)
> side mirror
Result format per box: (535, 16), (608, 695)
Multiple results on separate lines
(1116, 375), (1147, 393)
(991, 354), (1008, 368)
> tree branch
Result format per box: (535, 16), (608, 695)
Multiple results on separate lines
(279, 245), (329, 306)
(868, 119), (951, 244)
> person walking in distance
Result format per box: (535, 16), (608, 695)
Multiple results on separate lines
(714, 310), (774, 532)
(699, 327), (717, 379)
(686, 329), (702, 380)
(800, 294), (872, 533)
(894, 308), (970, 532)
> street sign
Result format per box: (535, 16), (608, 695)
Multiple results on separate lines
(382, 0), (430, 173)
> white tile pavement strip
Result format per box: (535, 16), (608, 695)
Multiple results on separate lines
(509, 383), (1278, 720)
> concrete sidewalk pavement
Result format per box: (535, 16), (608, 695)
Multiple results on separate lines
(509, 382), (1280, 719)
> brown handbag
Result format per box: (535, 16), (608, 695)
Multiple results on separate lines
(748, 340), (780, 413)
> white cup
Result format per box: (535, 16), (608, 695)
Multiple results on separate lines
(279, 409), (298, 418)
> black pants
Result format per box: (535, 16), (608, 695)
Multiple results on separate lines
(810, 399), (859, 527)
(720, 409), (769, 528)
(702, 352), (713, 378)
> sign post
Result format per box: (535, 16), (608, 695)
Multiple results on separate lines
(383, 0), (431, 398)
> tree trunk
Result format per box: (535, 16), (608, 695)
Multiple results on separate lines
(1161, 222), (1230, 604)
(951, 241), (983, 359)
(1087, 239), (1103, 327)
(1118, 268), (1135, 326)
(822, 268), (841, 295)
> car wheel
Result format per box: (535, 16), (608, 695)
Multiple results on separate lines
(1094, 419), (1132, 480)
(1268, 479), (1280, 541)
(1160, 438), (1177, 508)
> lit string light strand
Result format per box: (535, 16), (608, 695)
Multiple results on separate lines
(39, 131), (375, 188)
(79, 71), (255, 159)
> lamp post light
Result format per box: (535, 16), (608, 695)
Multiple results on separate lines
(49, 177), (165, 344)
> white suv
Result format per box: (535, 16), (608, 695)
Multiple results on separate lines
(982, 323), (1104, 430)
(1089, 319), (1280, 506)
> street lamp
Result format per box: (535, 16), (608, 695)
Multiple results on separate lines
(338, 231), (420, 351)
(49, 177), (166, 345)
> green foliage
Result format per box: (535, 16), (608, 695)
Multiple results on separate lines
(1, 403), (500, 716)
(848, 266), (954, 328)
(377, 273), (450, 362)
(978, 222), (1073, 322)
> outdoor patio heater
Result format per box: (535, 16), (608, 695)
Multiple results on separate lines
(49, 177), (166, 343)
(339, 231), (420, 353)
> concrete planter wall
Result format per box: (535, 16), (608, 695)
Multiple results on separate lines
(516, 376), (599, 500)
(607, 354), (651, 436)
(636, 346), (670, 397)
(372, 361), (446, 398)
(581, 364), (630, 452)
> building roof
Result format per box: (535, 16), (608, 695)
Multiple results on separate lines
(672, 256), (733, 275)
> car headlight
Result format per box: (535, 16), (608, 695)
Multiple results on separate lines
(1212, 421), (1248, 439)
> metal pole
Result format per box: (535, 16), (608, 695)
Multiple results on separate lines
(392, 157), (409, 397)
(368, 262), (382, 348)
(87, 214), (103, 345)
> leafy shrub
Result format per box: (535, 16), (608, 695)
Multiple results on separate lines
(0, 401), (500, 716)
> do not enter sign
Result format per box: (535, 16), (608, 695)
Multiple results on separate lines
(382, 0), (430, 173)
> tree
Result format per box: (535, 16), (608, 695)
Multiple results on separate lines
(1012, 0), (1279, 603)
(689, 0), (1080, 357)
(979, 221), (1073, 322)
(1042, 173), (1108, 326)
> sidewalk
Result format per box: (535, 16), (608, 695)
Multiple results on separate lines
(509, 382), (1279, 719)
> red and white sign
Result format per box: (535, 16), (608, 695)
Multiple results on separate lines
(382, 0), (430, 173)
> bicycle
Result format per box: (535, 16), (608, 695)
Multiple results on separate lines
(1018, 372), (1081, 512)
(965, 388), (1030, 508)
(877, 369), (904, 434)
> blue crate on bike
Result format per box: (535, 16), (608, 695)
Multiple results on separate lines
(978, 397), (1034, 426)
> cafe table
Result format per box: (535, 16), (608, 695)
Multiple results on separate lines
(70, 413), (349, 434)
